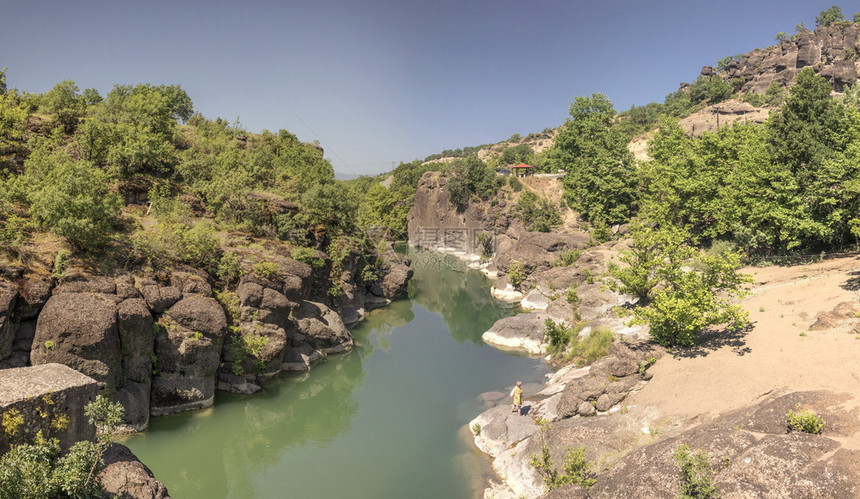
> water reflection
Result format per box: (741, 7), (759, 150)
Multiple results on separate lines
(124, 252), (542, 499)
(408, 251), (518, 344)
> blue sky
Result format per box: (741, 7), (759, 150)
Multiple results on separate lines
(1, 1), (854, 175)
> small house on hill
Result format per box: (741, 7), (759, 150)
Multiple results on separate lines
(511, 163), (533, 178)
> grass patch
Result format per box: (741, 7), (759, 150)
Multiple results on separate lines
(543, 319), (613, 366)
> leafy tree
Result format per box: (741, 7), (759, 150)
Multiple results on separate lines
(41, 80), (86, 132)
(689, 75), (734, 105)
(609, 224), (751, 347)
(500, 143), (534, 165)
(854, 12), (860, 23)
(816, 5), (845, 27)
(553, 94), (637, 225)
(775, 32), (787, 41)
(21, 148), (122, 249)
(512, 190), (561, 232)
(445, 156), (500, 209)
(0, 67), (6, 94)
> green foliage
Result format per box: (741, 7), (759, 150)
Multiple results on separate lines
(507, 260), (526, 289)
(565, 286), (581, 306)
(22, 149), (122, 249)
(552, 94), (637, 225)
(2, 408), (24, 437)
(130, 219), (221, 272)
(41, 80), (86, 132)
(816, 5), (844, 27)
(689, 75), (734, 105)
(530, 445), (596, 491)
(216, 251), (242, 283)
(251, 261), (281, 281)
(673, 444), (718, 499)
(445, 156), (500, 209)
(291, 246), (325, 269)
(506, 175), (523, 192)
(51, 251), (69, 282)
(787, 408), (826, 434)
(568, 328), (613, 367)
(500, 143), (534, 165)
(0, 396), (124, 499)
(230, 333), (269, 374)
(610, 224), (751, 347)
(855, 12), (860, 23)
(553, 248), (582, 267)
(512, 190), (561, 232)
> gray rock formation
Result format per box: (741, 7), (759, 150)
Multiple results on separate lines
(544, 391), (860, 498)
(31, 293), (123, 392)
(99, 443), (172, 499)
(0, 363), (98, 454)
(702, 25), (860, 94)
(151, 296), (227, 416)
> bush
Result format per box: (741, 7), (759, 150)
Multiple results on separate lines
(530, 445), (595, 491)
(554, 248), (582, 267)
(673, 444), (718, 499)
(24, 152), (122, 250)
(513, 190), (561, 232)
(0, 395), (124, 499)
(291, 246), (325, 269)
(787, 408), (825, 434)
(507, 260), (526, 289)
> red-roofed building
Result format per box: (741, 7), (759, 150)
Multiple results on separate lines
(511, 163), (533, 178)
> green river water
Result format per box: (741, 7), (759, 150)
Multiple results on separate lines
(124, 253), (549, 498)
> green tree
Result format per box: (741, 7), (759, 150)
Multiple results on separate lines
(610, 224), (751, 347)
(22, 148), (122, 249)
(553, 94), (637, 225)
(0, 67), (6, 94)
(689, 75), (734, 105)
(816, 5), (845, 27)
(445, 156), (499, 209)
(41, 80), (86, 132)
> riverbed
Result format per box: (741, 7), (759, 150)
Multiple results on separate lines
(124, 253), (550, 498)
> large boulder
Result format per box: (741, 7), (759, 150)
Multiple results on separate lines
(31, 293), (122, 391)
(376, 263), (413, 300)
(15, 276), (52, 320)
(151, 296), (227, 416)
(0, 281), (16, 360)
(291, 301), (353, 353)
(0, 364), (98, 455)
(99, 443), (171, 499)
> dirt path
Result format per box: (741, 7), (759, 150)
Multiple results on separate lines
(627, 255), (860, 447)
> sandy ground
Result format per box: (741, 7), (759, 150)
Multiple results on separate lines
(627, 255), (860, 448)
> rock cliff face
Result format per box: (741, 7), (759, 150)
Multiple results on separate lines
(701, 24), (860, 93)
(0, 249), (412, 431)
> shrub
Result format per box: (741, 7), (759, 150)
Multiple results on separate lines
(513, 190), (561, 232)
(787, 408), (825, 434)
(507, 175), (523, 192)
(553, 249), (582, 267)
(507, 260), (526, 289)
(25, 153), (122, 250)
(673, 444), (718, 499)
(0, 396), (124, 499)
(565, 286), (581, 306)
(251, 261), (281, 281)
(530, 445), (595, 491)
(291, 246), (325, 269)
(216, 251), (242, 283)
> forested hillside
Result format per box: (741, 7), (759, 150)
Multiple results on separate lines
(0, 70), (403, 295)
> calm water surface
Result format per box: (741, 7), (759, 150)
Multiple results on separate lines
(124, 253), (549, 498)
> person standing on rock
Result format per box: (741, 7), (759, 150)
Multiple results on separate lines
(510, 381), (524, 416)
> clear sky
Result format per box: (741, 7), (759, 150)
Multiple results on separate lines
(1, 0), (854, 175)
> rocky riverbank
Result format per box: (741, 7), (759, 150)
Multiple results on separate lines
(0, 245), (412, 434)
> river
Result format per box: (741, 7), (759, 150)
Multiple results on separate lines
(123, 252), (550, 498)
